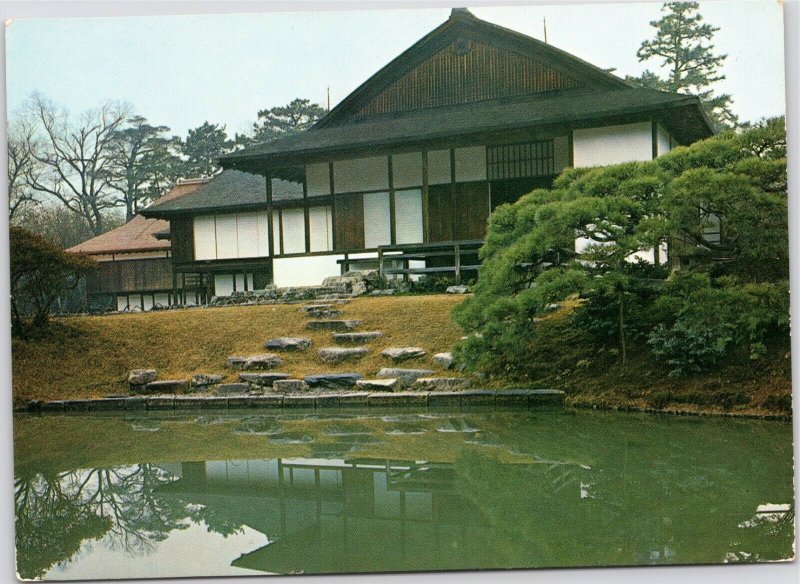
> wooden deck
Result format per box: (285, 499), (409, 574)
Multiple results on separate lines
(375, 240), (484, 283)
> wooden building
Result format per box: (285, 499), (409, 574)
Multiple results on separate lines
(142, 8), (714, 293)
(68, 178), (209, 311)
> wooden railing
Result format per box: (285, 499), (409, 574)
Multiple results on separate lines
(375, 239), (484, 283)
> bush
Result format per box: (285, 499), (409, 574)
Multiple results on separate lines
(647, 321), (733, 377)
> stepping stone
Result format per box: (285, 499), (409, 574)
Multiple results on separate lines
(227, 354), (283, 370)
(303, 306), (343, 318)
(333, 331), (384, 344)
(214, 383), (250, 396)
(142, 379), (188, 393)
(128, 369), (157, 386)
(265, 337), (312, 351)
(273, 379), (309, 393)
(376, 368), (434, 388)
(191, 373), (225, 388)
(356, 378), (400, 392)
(412, 377), (472, 391)
(381, 347), (427, 362)
(318, 347), (369, 364)
(239, 372), (293, 387)
(433, 352), (454, 369)
(301, 303), (337, 312)
(306, 319), (362, 332)
(304, 373), (363, 390)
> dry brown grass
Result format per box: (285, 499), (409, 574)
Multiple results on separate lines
(11, 295), (469, 404)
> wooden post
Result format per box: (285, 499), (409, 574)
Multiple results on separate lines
(388, 154), (397, 245)
(449, 149), (456, 241)
(454, 242), (461, 283)
(422, 151), (430, 243)
(329, 162), (337, 249)
(303, 174), (311, 253)
(378, 248), (384, 281)
(266, 175), (275, 258)
(567, 130), (575, 167)
(651, 119), (659, 160)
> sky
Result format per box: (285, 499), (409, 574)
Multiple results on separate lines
(3, 0), (786, 139)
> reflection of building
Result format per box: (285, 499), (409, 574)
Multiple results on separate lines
(157, 458), (493, 574)
(143, 8), (713, 289)
(67, 178), (209, 311)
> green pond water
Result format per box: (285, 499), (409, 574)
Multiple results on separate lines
(12, 408), (796, 580)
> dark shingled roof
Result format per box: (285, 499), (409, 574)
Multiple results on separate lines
(221, 87), (712, 172)
(141, 169), (303, 217)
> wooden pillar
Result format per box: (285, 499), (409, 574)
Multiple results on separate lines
(303, 175), (311, 253)
(266, 175), (275, 258)
(567, 130), (575, 167)
(329, 162), (337, 249)
(651, 119), (659, 160)
(388, 154), (397, 245)
(449, 148), (457, 242)
(422, 151), (430, 243)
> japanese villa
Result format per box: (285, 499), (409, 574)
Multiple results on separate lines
(140, 7), (713, 301)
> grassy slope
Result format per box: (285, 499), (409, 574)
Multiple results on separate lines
(11, 294), (792, 416)
(11, 295), (468, 404)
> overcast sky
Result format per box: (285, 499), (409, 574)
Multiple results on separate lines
(4, 0), (786, 139)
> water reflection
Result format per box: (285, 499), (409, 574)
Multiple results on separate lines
(13, 410), (796, 579)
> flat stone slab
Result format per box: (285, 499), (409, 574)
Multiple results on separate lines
(128, 369), (157, 386)
(265, 337), (312, 351)
(191, 373), (225, 388)
(367, 392), (429, 407)
(214, 383), (250, 396)
(273, 379), (310, 393)
(227, 354), (283, 370)
(433, 352), (454, 369)
(239, 372), (293, 387)
(333, 331), (384, 344)
(175, 396), (228, 409)
(304, 373), (363, 390)
(142, 379), (188, 393)
(382, 347), (427, 362)
(301, 303), (336, 312)
(303, 307), (343, 318)
(356, 378), (400, 392)
(318, 347), (369, 364)
(412, 377), (472, 391)
(228, 395), (284, 408)
(376, 368), (434, 387)
(306, 319), (362, 332)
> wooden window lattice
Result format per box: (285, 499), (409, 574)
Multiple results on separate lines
(487, 141), (555, 180)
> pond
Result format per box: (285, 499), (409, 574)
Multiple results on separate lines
(12, 408), (795, 580)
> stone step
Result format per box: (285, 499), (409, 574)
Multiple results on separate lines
(273, 379), (310, 393)
(333, 331), (384, 344)
(306, 319), (362, 332)
(128, 369), (158, 386)
(376, 368), (434, 388)
(226, 354), (283, 370)
(412, 377), (472, 391)
(318, 347), (369, 364)
(381, 347), (427, 362)
(356, 378), (400, 392)
(432, 352), (454, 369)
(264, 337), (312, 351)
(213, 383), (250, 396)
(302, 306), (343, 318)
(141, 379), (188, 393)
(301, 303), (337, 311)
(239, 372), (293, 387)
(304, 373), (363, 390)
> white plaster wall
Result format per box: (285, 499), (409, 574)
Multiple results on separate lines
(333, 155), (389, 193)
(273, 254), (345, 287)
(392, 151), (423, 188)
(305, 162), (331, 196)
(454, 146), (486, 182)
(573, 122), (653, 167)
(427, 149), (451, 185)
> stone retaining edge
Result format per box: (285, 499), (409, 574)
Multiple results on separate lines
(20, 389), (565, 414)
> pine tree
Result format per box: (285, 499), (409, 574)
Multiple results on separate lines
(628, 2), (737, 130)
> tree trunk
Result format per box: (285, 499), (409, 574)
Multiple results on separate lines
(618, 289), (626, 368)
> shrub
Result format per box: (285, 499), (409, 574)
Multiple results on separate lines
(647, 321), (732, 377)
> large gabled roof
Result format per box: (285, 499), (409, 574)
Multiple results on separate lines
(67, 179), (208, 255)
(220, 8), (713, 175)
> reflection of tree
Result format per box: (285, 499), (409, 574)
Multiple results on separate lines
(14, 463), (245, 580)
